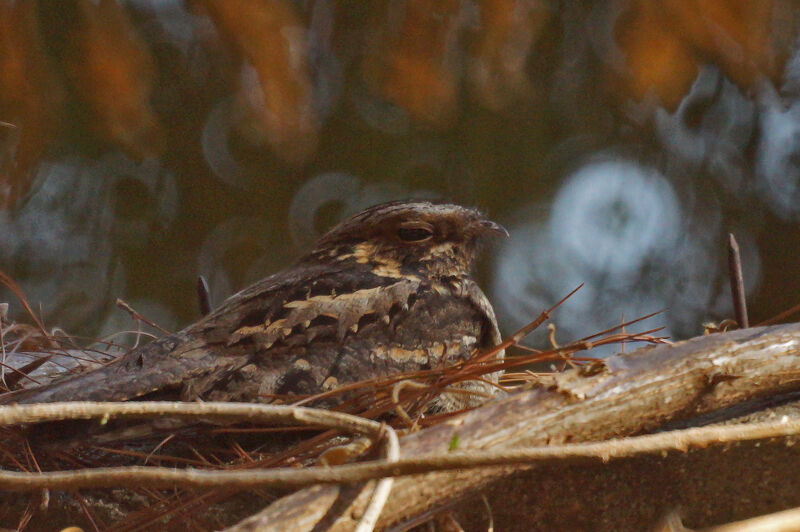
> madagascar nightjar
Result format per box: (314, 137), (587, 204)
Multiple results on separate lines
(4, 201), (507, 411)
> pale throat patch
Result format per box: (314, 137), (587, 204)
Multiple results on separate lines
(426, 241), (456, 257)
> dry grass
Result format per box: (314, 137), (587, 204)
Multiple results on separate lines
(0, 275), (670, 531)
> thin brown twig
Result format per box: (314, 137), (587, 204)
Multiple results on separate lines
(144, 434), (176, 465)
(23, 440), (41, 474)
(756, 301), (800, 327)
(0, 270), (53, 345)
(0, 298), (667, 527)
(392, 381), (428, 428)
(73, 492), (102, 532)
(91, 446), (208, 467)
(121, 490), (213, 532)
(115, 299), (171, 335)
(1, 445), (31, 472)
(456, 327), (666, 378)
(0, 358), (42, 386)
(577, 309), (663, 343)
(512, 344), (542, 354)
(728, 233), (749, 329)
(17, 499), (34, 531)
(470, 283), (584, 365)
(288, 322), (664, 423)
(482, 494), (495, 532)
(2, 401), (399, 530)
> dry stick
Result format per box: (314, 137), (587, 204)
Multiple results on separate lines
(469, 283), (583, 366)
(196, 276), (213, 316)
(475, 326), (666, 377)
(392, 381), (429, 427)
(757, 301), (800, 327)
(0, 402), (384, 436)
(0, 401), (400, 531)
(2, 403), (800, 491)
(0, 358), (42, 387)
(578, 309), (663, 343)
(0, 271), (52, 343)
(702, 505), (800, 532)
(728, 233), (749, 329)
(225, 323), (800, 531)
(115, 299), (171, 335)
(0, 401), (401, 532)
(312, 325), (665, 424)
(286, 285), (592, 412)
(479, 495), (494, 532)
(356, 425), (399, 532)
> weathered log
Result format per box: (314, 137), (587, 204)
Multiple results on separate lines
(226, 323), (800, 531)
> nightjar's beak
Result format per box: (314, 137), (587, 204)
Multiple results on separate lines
(473, 219), (509, 238)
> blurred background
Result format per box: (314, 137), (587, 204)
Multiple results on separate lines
(0, 0), (798, 352)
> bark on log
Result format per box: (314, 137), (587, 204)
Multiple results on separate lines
(226, 323), (800, 531)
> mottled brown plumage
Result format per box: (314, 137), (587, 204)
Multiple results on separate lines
(4, 201), (506, 410)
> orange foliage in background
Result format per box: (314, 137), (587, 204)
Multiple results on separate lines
(195, 0), (319, 166)
(63, 0), (164, 160)
(467, 0), (552, 111)
(0, 0), (796, 206)
(361, 0), (464, 128)
(616, 0), (793, 108)
(0, 1), (65, 206)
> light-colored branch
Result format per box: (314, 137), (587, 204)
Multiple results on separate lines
(702, 506), (800, 532)
(229, 323), (800, 532)
(662, 506), (800, 532)
(1, 407), (800, 491)
(0, 401), (402, 532)
(0, 401), (383, 435)
(355, 425), (399, 532)
(4, 325), (800, 530)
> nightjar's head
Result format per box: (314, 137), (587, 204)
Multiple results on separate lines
(306, 201), (508, 277)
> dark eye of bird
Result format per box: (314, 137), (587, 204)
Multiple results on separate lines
(397, 226), (434, 242)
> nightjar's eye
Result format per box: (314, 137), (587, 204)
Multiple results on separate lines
(397, 222), (434, 242)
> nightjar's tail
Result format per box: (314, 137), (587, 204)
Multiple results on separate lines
(1, 334), (247, 405)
